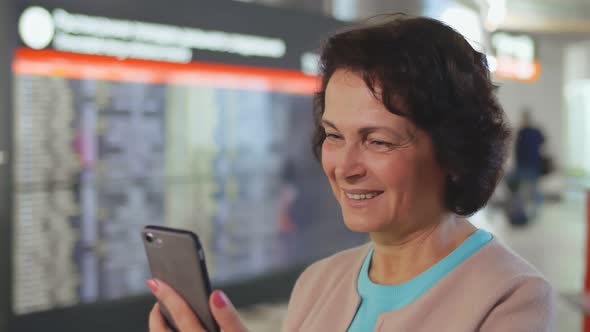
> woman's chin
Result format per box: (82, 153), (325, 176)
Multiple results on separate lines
(343, 217), (381, 233)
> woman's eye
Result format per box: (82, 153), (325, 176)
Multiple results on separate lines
(367, 139), (395, 151)
(369, 140), (392, 147)
(325, 133), (341, 140)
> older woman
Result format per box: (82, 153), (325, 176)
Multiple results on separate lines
(147, 15), (554, 332)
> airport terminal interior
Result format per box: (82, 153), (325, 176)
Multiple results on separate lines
(1, 0), (590, 331)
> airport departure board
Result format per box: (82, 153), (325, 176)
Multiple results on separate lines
(10, 49), (367, 315)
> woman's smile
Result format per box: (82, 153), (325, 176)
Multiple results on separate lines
(340, 189), (385, 207)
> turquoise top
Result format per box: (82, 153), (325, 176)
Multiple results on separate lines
(347, 229), (493, 332)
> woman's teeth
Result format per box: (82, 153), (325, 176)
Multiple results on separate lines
(345, 192), (382, 200)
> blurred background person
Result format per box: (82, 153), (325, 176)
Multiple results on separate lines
(506, 107), (546, 225)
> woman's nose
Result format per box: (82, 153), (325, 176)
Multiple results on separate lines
(336, 144), (367, 182)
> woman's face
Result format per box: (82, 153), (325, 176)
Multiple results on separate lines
(321, 69), (447, 234)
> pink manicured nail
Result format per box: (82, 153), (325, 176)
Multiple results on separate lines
(212, 290), (228, 308)
(146, 279), (159, 293)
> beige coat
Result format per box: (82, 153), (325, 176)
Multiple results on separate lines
(282, 238), (554, 331)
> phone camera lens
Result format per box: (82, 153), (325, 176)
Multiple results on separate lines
(145, 232), (154, 243)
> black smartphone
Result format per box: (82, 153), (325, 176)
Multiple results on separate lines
(141, 225), (219, 332)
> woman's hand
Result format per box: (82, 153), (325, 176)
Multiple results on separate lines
(147, 278), (248, 332)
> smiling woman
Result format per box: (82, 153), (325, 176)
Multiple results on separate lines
(147, 14), (555, 332)
(320, 70), (448, 237)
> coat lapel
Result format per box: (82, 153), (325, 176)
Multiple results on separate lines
(301, 244), (370, 331)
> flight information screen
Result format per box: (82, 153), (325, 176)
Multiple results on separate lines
(11, 49), (367, 315)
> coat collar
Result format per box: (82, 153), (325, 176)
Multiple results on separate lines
(303, 243), (372, 331)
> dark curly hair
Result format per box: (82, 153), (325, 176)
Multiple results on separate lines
(312, 14), (511, 216)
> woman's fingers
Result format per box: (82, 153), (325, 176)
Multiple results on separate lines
(209, 290), (249, 332)
(149, 303), (173, 332)
(147, 279), (206, 332)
